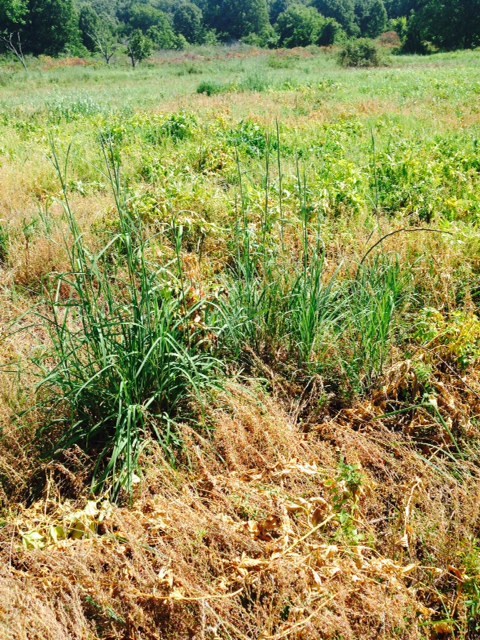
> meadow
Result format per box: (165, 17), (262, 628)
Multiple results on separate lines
(1, 45), (480, 639)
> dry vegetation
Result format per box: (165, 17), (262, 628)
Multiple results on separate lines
(1, 46), (480, 639)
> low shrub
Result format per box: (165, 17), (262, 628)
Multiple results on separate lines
(196, 80), (229, 96)
(338, 39), (383, 68)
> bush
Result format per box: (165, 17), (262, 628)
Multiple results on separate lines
(338, 38), (383, 67)
(196, 80), (229, 96)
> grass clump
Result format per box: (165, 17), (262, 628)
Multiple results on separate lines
(196, 80), (229, 96)
(36, 144), (220, 500)
(0, 221), (8, 264)
(216, 153), (407, 399)
(338, 39), (384, 67)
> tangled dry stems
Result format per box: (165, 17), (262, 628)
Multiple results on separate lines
(1, 364), (480, 639)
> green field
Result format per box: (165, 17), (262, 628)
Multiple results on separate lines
(1, 46), (480, 639)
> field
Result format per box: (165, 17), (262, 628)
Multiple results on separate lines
(1, 45), (480, 639)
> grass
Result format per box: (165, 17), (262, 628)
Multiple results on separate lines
(35, 141), (220, 498)
(1, 44), (480, 639)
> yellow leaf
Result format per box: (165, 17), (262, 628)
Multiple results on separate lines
(49, 525), (68, 543)
(22, 530), (46, 550)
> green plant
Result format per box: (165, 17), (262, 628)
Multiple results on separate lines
(126, 29), (153, 68)
(415, 308), (480, 369)
(0, 221), (8, 264)
(196, 80), (229, 96)
(36, 142), (220, 499)
(340, 258), (406, 393)
(338, 38), (383, 67)
(215, 144), (407, 398)
(160, 111), (197, 141)
(327, 459), (365, 545)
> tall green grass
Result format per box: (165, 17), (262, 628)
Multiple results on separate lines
(216, 146), (407, 396)
(37, 142), (219, 499)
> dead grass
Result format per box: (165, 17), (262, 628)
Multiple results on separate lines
(1, 363), (480, 639)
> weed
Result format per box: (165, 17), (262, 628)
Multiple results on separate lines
(196, 80), (229, 96)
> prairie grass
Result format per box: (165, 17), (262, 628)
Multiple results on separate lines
(35, 142), (220, 498)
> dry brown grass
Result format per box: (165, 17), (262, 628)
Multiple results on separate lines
(1, 364), (480, 639)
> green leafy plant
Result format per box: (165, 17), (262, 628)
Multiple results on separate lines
(196, 80), (230, 96)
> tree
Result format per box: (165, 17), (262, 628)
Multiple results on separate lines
(0, 0), (28, 68)
(319, 17), (344, 45)
(311, 0), (358, 35)
(173, 1), (203, 43)
(127, 4), (169, 32)
(354, 0), (387, 38)
(204, 0), (270, 40)
(146, 20), (180, 49)
(420, 0), (480, 50)
(126, 28), (152, 66)
(399, 0), (480, 52)
(79, 5), (119, 63)
(275, 4), (326, 47)
(383, 0), (422, 18)
(121, 4), (182, 50)
(269, 0), (294, 23)
(24, 0), (79, 55)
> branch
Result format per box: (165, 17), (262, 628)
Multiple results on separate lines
(356, 227), (453, 277)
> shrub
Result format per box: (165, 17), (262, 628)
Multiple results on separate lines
(338, 38), (383, 67)
(196, 80), (229, 96)
(160, 111), (197, 141)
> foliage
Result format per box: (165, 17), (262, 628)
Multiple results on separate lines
(354, 0), (387, 38)
(37, 144), (220, 499)
(1, 0), (479, 59)
(312, 0), (358, 35)
(203, 0), (270, 41)
(173, 1), (203, 44)
(400, 0), (480, 53)
(0, 0), (27, 32)
(275, 4), (336, 48)
(126, 29), (153, 66)
(127, 4), (168, 33)
(79, 6), (118, 63)
(338, 38), (383, 66)
(196, 79), (228, 96)
(24, 0), (79, 55)
(415, 308), (480, 369)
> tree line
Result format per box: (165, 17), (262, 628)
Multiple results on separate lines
(0, 0), (479, 66)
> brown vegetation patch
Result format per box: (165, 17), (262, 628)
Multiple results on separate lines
(1, 364), (480, 639)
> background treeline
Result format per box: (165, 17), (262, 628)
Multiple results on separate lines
(0, 0), (479, 64)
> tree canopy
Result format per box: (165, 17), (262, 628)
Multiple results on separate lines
(0, 0), (479, 62)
